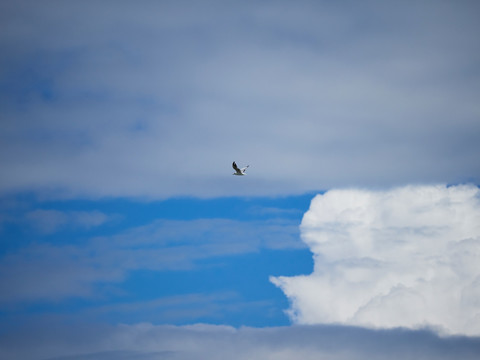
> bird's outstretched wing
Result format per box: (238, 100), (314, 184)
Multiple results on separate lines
(240, 165), (249, 173)
(232, 161), (240, 171)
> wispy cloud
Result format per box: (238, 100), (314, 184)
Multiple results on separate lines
(0, 217), (302, 304)
(0, 243), (123, 303)
(272, 184), (480, 335)
(25, 209), (112, 234)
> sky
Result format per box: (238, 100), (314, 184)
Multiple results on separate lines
(1, 0), (480, 359)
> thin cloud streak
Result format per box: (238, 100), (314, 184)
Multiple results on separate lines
(25, 209), (112, 234)
(83, 291), (274, 324)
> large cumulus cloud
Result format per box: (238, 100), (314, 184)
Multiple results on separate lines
(272, 184), (480, 335)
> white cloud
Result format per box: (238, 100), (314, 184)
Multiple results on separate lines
(271, 184), (480, 336)
(1, 321), (479, 360)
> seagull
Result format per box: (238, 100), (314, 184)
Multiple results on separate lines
(232, 161), (249, 176)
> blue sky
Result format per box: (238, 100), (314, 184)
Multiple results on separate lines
(1, 1), (480, 359)
(0, 194), (314, 328)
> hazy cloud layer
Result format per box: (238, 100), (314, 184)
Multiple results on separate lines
(1, 322), (479, 360)
(1, 1), (479, 198)
(272, 184), (480, 335)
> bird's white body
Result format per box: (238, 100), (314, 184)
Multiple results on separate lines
(232, 161), (249, 175)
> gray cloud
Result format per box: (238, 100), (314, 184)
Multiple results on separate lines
(1, 1), (479, 199)
(1, 321), (479, 360)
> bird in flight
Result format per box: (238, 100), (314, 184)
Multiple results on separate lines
(232, 161), (249, 176)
